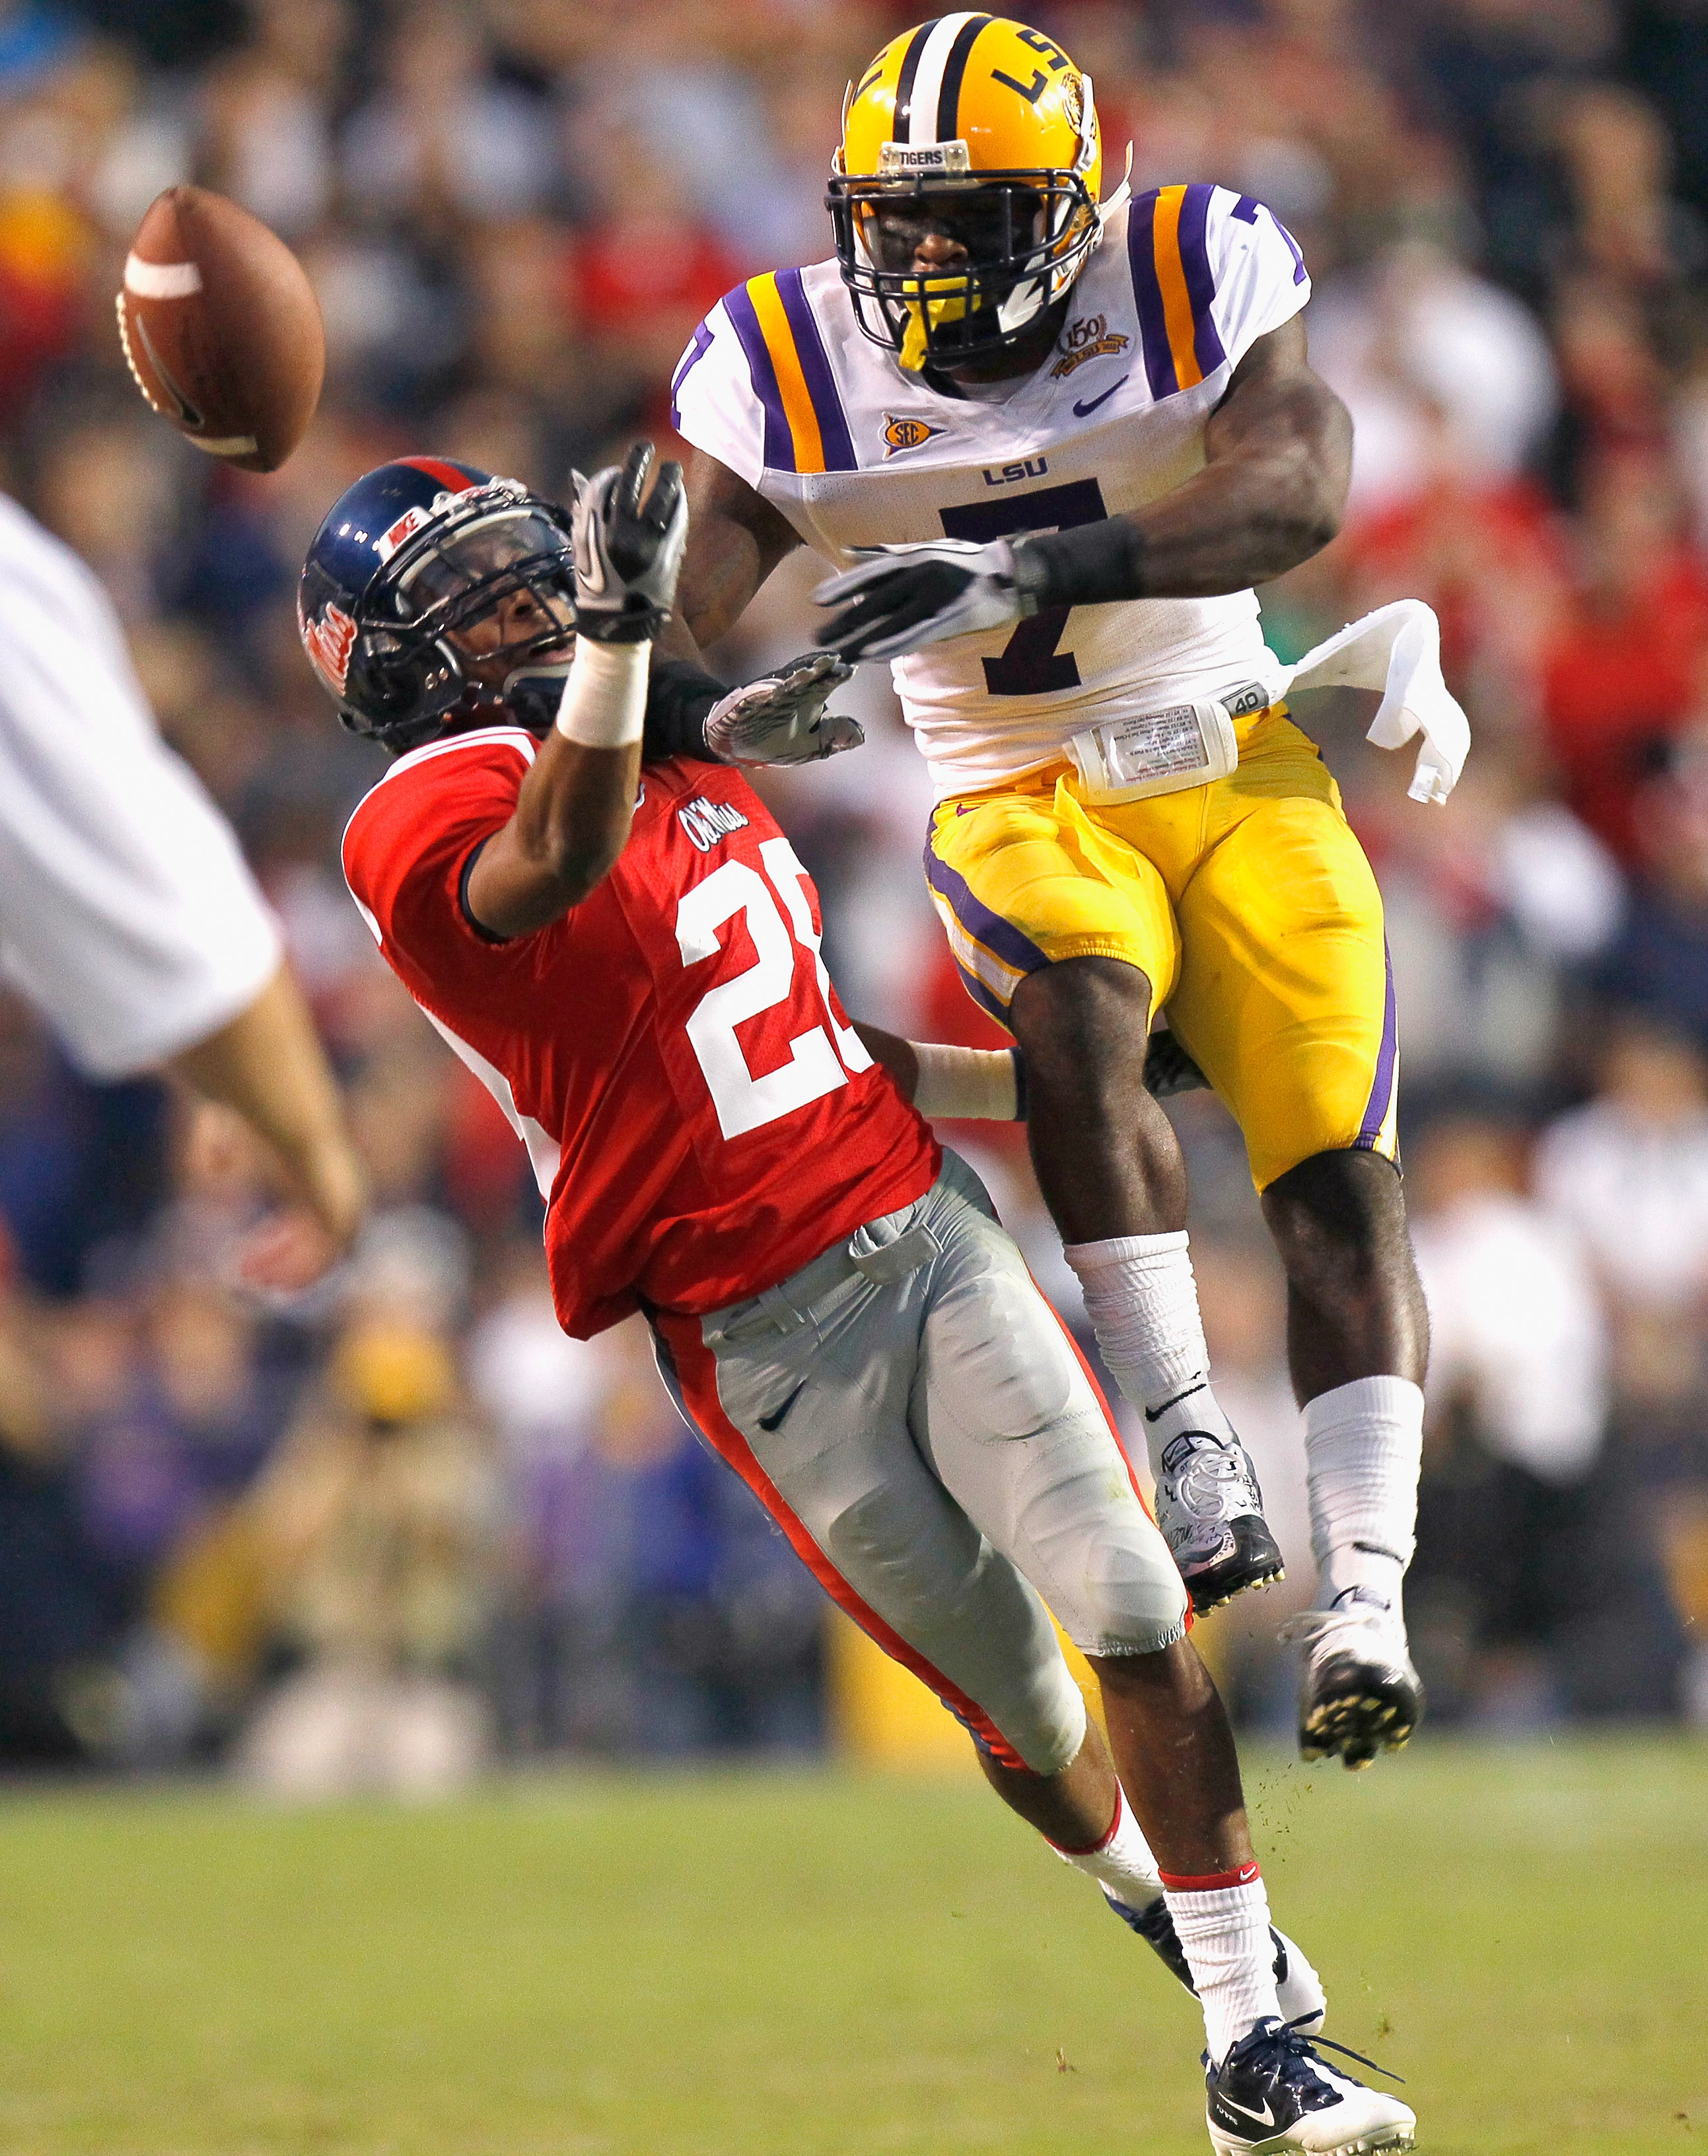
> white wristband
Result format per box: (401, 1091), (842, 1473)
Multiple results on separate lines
(555, 637), (649, 748)
(907, 1041), (1021, 1121)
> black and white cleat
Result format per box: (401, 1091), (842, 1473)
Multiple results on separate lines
(1154, 1428), (1285, 1615)
(1282, 1589), (1424, 1771)
(1205, 2015), (1415, 2156)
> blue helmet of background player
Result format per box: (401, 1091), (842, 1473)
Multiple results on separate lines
(297, 455), (577, 755)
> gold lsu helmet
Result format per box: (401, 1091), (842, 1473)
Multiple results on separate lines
(826, 13), (1106, 373)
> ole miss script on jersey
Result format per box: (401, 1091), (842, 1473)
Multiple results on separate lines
(342, 732), (939, 1336)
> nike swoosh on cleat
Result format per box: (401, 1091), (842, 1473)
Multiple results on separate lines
(1217, 2096), (1276, 2128)
(1073, 378), (1126, 416)
(757, 1381), (807, 1433)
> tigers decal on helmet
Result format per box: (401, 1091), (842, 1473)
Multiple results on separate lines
(826, 14), (1108, 372)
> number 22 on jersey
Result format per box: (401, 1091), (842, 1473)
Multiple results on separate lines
(674, 836), (872, 1139)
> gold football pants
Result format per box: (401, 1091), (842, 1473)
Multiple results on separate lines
(925, 706), (1398, 1192)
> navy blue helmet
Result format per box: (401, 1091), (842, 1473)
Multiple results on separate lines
(297, 455), (577, 755)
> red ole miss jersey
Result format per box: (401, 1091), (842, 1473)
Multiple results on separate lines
(341, 729), (939, 1337)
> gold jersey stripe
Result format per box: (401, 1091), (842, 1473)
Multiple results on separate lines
(746, 273), (828, 476)
(1149, 184), (1205, 393)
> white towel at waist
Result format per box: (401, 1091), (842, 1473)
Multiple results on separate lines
(1277, 598), (1470, 806)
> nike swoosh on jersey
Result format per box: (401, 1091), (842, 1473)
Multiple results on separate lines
(1073, 378), (1127, 417)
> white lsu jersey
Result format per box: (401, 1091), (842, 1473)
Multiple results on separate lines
(672, 184), (1311, 797)
(0, 494), (280, 1078)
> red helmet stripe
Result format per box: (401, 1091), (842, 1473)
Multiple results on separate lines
(398, 455), (479, 492)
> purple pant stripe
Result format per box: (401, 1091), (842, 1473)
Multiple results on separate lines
(1355, 940), (1398, 1146)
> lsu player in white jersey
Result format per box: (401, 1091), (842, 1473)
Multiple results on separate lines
(666, 13), (1470, 1821)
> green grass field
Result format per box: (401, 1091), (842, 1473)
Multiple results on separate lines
(0, 1737), (1702, 2156)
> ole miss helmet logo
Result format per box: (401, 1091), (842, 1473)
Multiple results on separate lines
(882, 413), (946, 457)
(300, 598), (357, 693)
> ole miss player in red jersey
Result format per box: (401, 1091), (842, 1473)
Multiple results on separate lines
(302, 446), (1413, 2155)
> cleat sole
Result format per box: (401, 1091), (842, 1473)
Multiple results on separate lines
(1183, 1516), (1287, 1616)
(1192, 1563), (1285, 1616)
(1297, 1659), (1422, 1772)
(1209, 2130), (1415, 2156)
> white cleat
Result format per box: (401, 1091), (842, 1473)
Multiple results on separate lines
(1205, 2016), (1416, 2155)
(1281, 1587), (1424, 1771)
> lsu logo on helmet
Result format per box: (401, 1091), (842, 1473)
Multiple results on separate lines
(882, 413), (948, 456)
(828, 15), (1108, 373)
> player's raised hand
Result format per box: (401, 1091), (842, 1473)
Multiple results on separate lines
(816, 538), (1032, 663)
(571, 442), (688, 643)
(704, 651), (864, 765)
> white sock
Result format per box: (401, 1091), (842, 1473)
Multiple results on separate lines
(1063, 1231), (1239, 1476)
(1303, 1375), (1425, 1615)
(1162, 1865), (1281, 2064)
(1047, 1783), (1164, 1914)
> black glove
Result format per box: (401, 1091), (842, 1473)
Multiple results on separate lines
(1144, 1030), (1211, 1098)
(814, 540), (1034, 663)
(571, 442), (688, 643)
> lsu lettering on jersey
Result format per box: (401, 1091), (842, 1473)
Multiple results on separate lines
(672, 185), (1309, 797)
(343, 736), (939, 1336)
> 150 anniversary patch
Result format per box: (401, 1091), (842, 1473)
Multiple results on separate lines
(1051, 313), (1130, 379)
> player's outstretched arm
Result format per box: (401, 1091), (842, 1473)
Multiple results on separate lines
(1121, 313), (1353, 594)
(816, 318), (1353, 663)
(170, 962), (368, 1287)
(467, 446), (687, 939)
(662, 448), (803, 661)
(853, 1023), (1026, 1120)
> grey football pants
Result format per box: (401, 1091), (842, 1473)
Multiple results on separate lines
(653, 1151), (1188, 1774)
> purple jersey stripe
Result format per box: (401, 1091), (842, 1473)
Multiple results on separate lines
(952, 958), (1015, 1029)
(1355, 940), (1398, 1147)
(923, 842), (1051, 983)
(722, 283), (795, 474)
(1274, 211), (1308, 285)
(1230, 194), (1308, 283)
(669, 320), (715, 430)
(1125, 189), (1178, 400)
(775, 268), (857, 472)
(1178, 183), (1227, 378)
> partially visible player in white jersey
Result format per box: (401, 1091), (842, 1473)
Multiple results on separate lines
(0, 491), (364, 1285)
(665, 14), (1472, 1803)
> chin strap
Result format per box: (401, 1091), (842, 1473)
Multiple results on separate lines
(1095, 143), (1134, 233)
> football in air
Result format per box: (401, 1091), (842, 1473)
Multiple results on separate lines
(116, 186), (324, 474)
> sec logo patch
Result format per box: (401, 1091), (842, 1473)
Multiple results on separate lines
(882, 413), (946, 457)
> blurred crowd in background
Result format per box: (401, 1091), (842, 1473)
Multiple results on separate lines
(3, 0), (1707, 1789)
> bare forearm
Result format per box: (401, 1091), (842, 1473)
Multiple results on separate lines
(852, 1022), (919, 1098)
(673, 447), (802, 656)
(507, 735), (639, 890)
(465, 640), (647, 937)
(170, 964), (365, 1246)
(1014, 322), (1352, 605)
(469, 733), (640, 936)
(1121, 388), (1349, 593)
